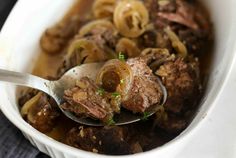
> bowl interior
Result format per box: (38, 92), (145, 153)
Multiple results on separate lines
(0, 0), (236, 157)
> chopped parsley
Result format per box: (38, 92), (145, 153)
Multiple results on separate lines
(107, 118), (115, 126)
(141, 112), (150, 121)
(96, 88), (105, 96)
(118, 52), (125, 61)
(111, 92), (121, 99)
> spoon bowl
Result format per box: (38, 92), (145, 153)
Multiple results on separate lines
(0, 62), (167, 126)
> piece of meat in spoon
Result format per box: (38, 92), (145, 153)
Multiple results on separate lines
(61, 77), (114, 122)
(122, 58), (163, 113)
(61, 57), (163, 122)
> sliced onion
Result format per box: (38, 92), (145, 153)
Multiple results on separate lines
(66, 38), (107, 67)
(79, 19), (117, 37)
(21, 92), (42, 116)
(93, 0), (116, 19)
(141, 48), (173, 71)
(141, 48), (170, 56)
(116, 38), (140, 58)
(164, 27), (188, 58)
(114, 0), (149, 38)
(20, 92), (48, 124)
(96, 59), (133, 100)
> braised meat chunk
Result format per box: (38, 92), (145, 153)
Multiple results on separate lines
(20, 92), (60, 133)
(57, 20), (118, 77)
(61, 77), (114, 122)
(40, 16), (87, 54)
(156, 57), (200, 114)
(155, 112), (188, 134)
(65, 126), (132, 155)
(81, 20), (118, 51)
(123, 58), (163, 113)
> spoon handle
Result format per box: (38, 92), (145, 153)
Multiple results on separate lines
(0, 69), (51, 94)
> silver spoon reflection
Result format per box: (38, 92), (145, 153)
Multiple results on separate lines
(0, 63), (167, 126)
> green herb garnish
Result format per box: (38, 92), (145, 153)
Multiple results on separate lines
(111, 92), (121, 99)
(118, 52), (125, 61)
(96, 88), (105, 96)
(141, 112), (150, 121)
(107, 118), (115, 126)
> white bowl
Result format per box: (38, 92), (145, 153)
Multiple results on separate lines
(0, 0), (236, 157)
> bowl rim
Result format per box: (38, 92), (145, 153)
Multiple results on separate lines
(1, 0), (236, 157)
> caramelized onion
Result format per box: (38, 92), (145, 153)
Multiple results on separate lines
(116, 38), (140, 58)
(66, 38), (107, 67)
(141, 48), (175, 71)
(93, 0), (116, 19)
(114, 0), (149, 38)
(79, 19), (117, 37)
(21, 92), (48, 124)
(21, 92), (42, 117)
(141, 48), (170, 56)
(164, 27), (188, 58)
(96, 59), (133, 100)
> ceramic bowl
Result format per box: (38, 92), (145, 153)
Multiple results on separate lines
(1, 0), (236, 157)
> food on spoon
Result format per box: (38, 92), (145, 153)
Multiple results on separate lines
(61, 56), (163, 122)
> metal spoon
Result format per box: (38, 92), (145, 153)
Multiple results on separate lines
(0, 63), (167, 126)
